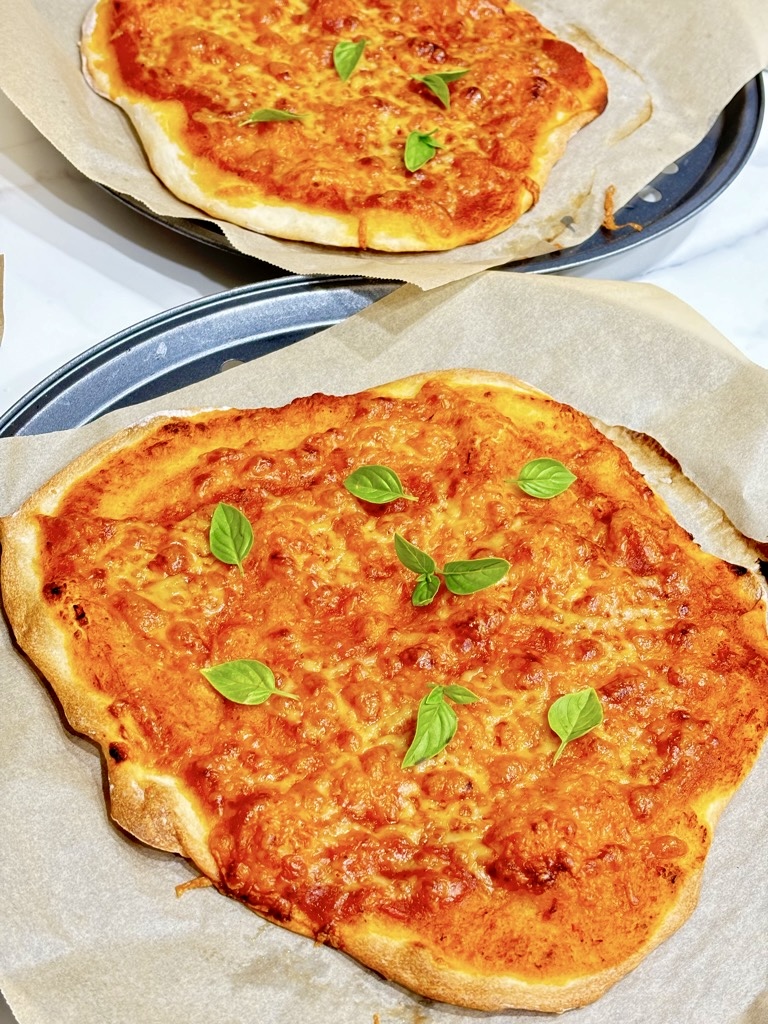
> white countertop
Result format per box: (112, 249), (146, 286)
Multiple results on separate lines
(0, 74), (767, 1024)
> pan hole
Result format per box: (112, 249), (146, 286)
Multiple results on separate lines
(219, 358), (245, 373)
(661, 162), (679, 174)
(638, 186), (662, 203)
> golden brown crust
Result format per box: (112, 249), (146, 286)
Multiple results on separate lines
(79, 0), (608, 251)
(2, 369), (767, 1013)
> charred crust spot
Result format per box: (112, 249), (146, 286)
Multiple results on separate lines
(43, 582), (64, 599)
(73, 604), (88, 624)
(108, 742), (128, 763)
(727, 562), (749, 577)
(159, 420), (191, 437)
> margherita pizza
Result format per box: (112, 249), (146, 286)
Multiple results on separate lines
(79, 0), (608, 251)
(1, 370), (767, 1012)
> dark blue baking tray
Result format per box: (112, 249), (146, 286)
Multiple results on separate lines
(0, 277), (396, 436)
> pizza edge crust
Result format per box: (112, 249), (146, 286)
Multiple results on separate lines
(1, 368), (765, 1012)
(79, 3), (607, 252)
(334, 866), (704, 1012)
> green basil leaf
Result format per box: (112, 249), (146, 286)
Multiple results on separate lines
(404, 129), (442, 172)
(241, 108), (307, 124)
(413, 69), (469, 109)
(394, 532), (437, 576)
(333, 39), (367, 82)
(442, 557), (510, 595)
(510, 458), (577, 499)
(344, 464), (416, 503)
(548, 687), (603, 764)
(209, 502), (254, 575)
(441, 684), (480, 705)
(412, 572), (441, 606)
(201, 659), (298, 705)
(402, 687), (458, 767)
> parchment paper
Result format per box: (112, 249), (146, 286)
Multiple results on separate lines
(1, 272), (767, 1024)
(0, 0), (766, 287)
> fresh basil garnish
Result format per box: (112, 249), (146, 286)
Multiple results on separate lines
(404, 129), (442, 172)
(333, 39), (367, 82)
(441, 684), (482, 704)
(209, 502), (254, 575)
(548, 687), (603, 764)
(412, 573), (441, 607)
(394, 533), (437, 576)
(442, 558), (510, 595)
(402, 684), (479, 767)
(201, 659), (298, 705)
(509, 458), (576, 498)
(394, 534), (509, 605)
(344, 465), (416, 504)
(412, 69), (469, 109)
(241, 109), (307, 124)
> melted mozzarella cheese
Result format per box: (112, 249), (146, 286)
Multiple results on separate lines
(32, 377), (768, 994)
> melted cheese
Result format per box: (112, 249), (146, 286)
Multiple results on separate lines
(81, 0), (607, 249)
(28, 377), (768, 999)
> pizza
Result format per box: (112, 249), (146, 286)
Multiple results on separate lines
(1, 370), (767, 1013)
(79, 0), (608, 251)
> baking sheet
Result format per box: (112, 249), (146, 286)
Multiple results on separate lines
(1, 271), (767, 1024)
(0, 0), (766, 286)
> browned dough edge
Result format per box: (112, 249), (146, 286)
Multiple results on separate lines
(1, 368), (765, 1012)
(79, 3), (607, 252)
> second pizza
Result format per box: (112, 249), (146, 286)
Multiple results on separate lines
(80, 0), (607, 251)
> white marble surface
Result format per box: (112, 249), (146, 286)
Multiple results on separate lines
(0, 74), (767, 1024)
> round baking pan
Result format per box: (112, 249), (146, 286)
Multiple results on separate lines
(0, 277), (395, 437)
(102, 76), (764, 275)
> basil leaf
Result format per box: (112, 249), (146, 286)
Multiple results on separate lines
(402, 687), (458, 767)
(510, 458), (576, 499)
(404, 130), (442, 172)
(209, 502), (254, 575)
(201, 659), (298, 705)
(413, 69), (468, 109)
(441, 684), (480, 705)
(241, 108), (307, 124)
(394, 532), (437, 576)
(442, 557), (510, 595)
(344, 464), (416, 503)
(548, 687), (603, 764)
(412, 572), (441, 606)
(333, 39), (366, 82)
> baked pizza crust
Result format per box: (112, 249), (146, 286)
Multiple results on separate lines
(1, 369), (767, 1013)
(79, 1), (608, 251)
